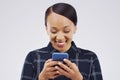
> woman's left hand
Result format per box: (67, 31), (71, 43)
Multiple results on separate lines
(55, 59), (83, 80)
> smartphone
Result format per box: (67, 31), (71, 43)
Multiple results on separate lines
(52, 52), (69, 61)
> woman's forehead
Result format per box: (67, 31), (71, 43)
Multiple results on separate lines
(47, 12), (74, 27)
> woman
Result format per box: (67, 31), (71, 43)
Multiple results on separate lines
(21, 3), (103, 80)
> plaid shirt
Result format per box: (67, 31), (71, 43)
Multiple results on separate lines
(21, 41), (103, 80)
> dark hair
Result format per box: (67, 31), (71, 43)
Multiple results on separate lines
(45, 3), (77, 26)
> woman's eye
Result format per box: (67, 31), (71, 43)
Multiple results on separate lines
(51, 31), (57, 34)
(50, 29), (57, 34)
(64, 30), (70, 33)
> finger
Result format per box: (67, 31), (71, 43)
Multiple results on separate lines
(45, 60), (59, 67)
(46, 67), (57, 72)
(72, 63), (79, 71)
(63, 59), (74, 69)
(47, 71), (60, 79)
(55, 66), (70, 77)
(47, 71), (59, 75)
(57, 62), (72, 73)
(45, 59), (52, 63)
(50, 74), (59, 79)
(47, 61), (59, 67)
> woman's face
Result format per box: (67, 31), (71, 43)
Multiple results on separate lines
(46, 12), (77, 52)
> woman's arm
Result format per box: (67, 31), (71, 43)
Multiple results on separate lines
(89, 54), (103, 80)
(20, 52), (35, 80)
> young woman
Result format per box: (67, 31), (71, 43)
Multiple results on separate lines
(21, 3), (103, 80)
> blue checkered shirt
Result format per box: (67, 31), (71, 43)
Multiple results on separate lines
(21, 41), (103, 80)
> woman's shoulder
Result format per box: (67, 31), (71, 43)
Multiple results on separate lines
(77, 47), (98, 60)
(25, 47), (48, 60)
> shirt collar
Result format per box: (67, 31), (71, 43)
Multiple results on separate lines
(47, 41), (81, 54)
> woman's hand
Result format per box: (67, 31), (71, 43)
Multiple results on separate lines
(38, 59), (59, 80)
(55, 59), (83, 80)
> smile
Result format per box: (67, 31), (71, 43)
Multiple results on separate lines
(56, 41), (66, 48)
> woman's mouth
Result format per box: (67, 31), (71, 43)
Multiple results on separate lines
(56, 41), (66, 48)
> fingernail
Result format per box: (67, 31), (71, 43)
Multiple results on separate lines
(56, 71), (59, 73)
(63, 59), (66, 61)
(55, 66), (58, 69)
(58, 62), (62, 65)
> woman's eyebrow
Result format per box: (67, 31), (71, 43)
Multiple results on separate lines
(64, 25), (71, 29)
(51, 27), (57, 29)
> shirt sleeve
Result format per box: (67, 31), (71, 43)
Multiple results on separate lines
(89, 54), (103, 80)
(20, 52), (35, 80)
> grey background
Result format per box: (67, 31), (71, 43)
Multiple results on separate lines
(0, 0), (120, 80)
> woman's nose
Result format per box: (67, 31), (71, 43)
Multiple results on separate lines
(56, 32), (65, 41)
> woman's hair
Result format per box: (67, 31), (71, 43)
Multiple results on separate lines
(45, 3), (77, 26)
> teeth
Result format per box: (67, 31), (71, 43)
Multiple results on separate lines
(56, 41), (65, 43)
(58, 42), (65, 45)
(56, 41), (66, 46)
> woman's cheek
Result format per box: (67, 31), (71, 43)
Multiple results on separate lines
(50, 34), (56, 41)
(65, 34), (73, 40)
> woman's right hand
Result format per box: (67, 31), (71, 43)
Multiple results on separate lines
(38, 59), (59, 80)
